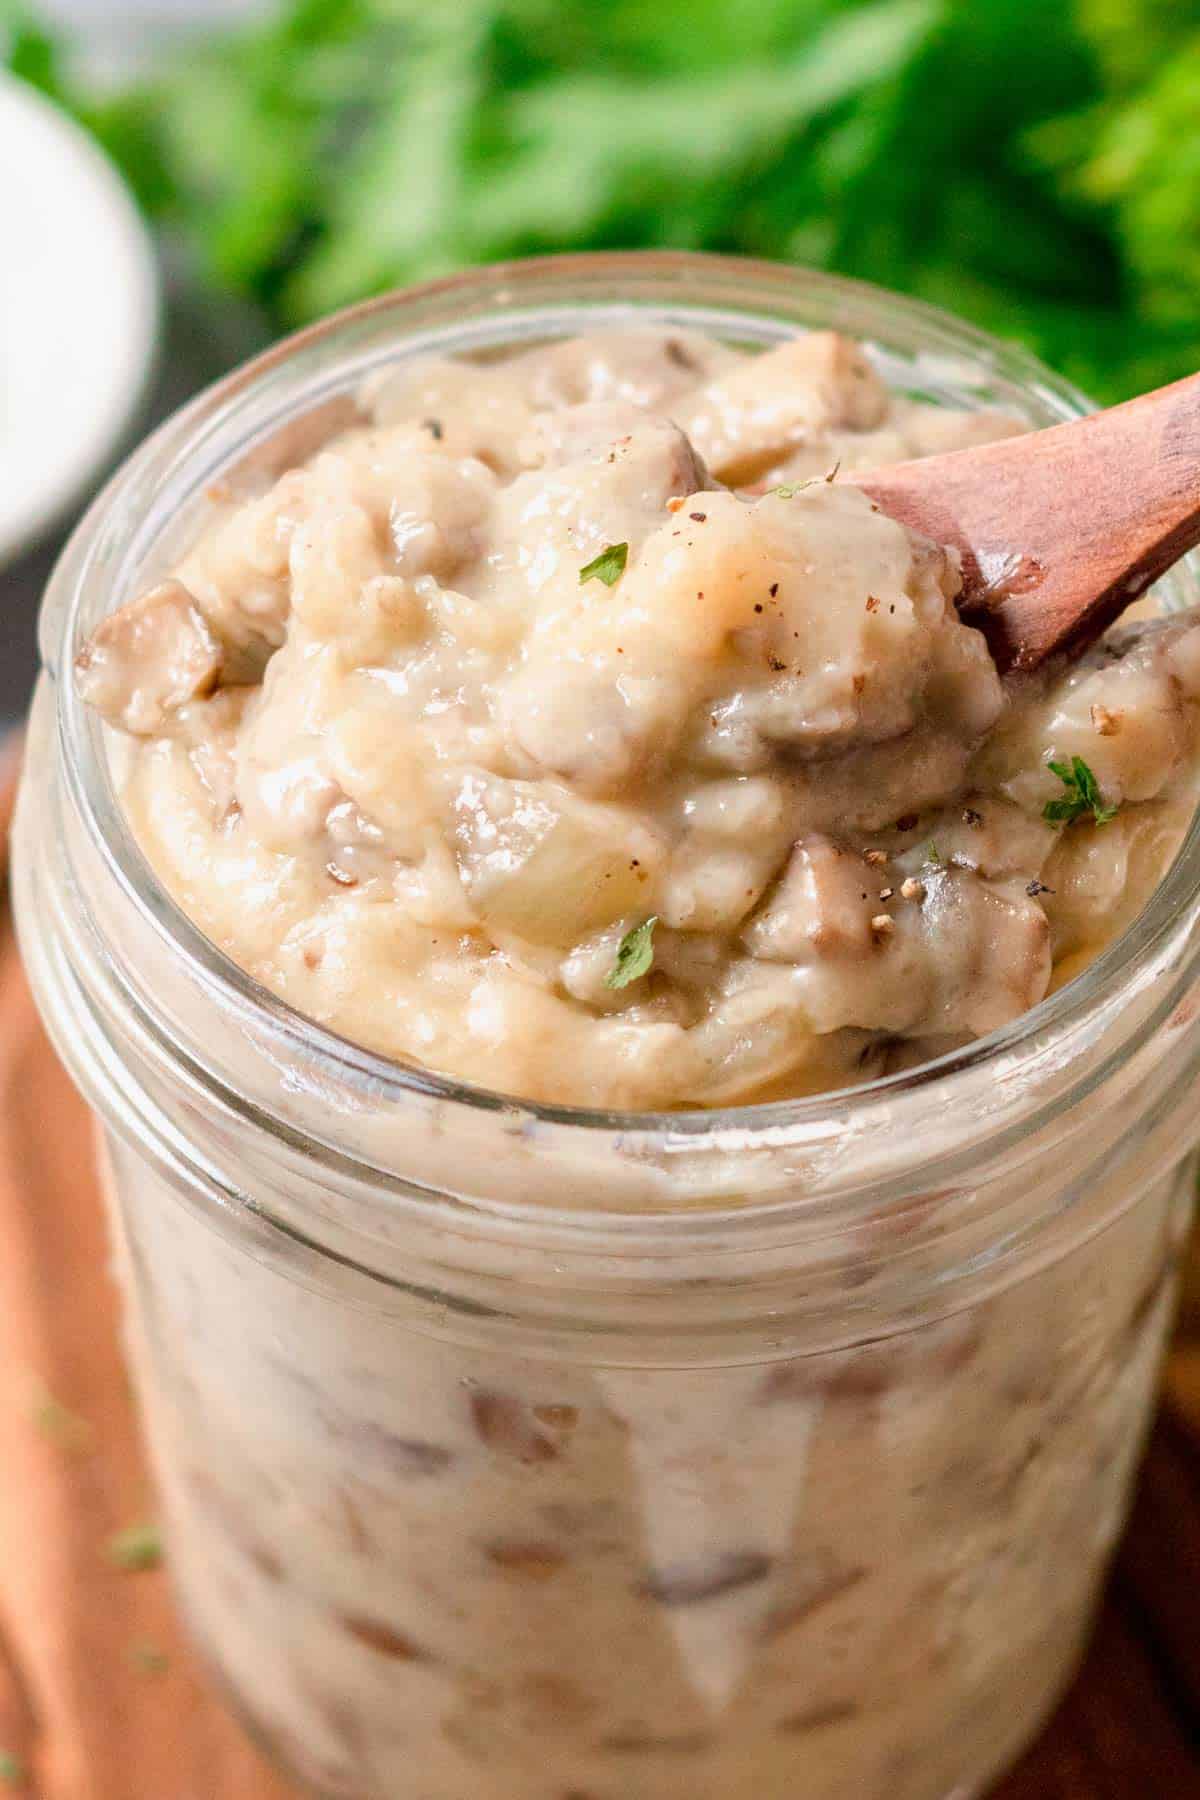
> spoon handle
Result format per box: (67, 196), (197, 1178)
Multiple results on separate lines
(859, 368), (1200, 673)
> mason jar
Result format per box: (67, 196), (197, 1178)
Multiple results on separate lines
(14, 253), (1200, 1800)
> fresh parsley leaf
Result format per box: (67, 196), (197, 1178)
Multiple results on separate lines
(0, 1752), (25, 1789)
(605, 916), (657, 990)
(579, 542), (628, 587)
(128, 1639), (170, 1675)
(1043, 754), (1118, 825)
(107, 1522), (163, 1571)
(30, 1387), (91, 1453)
(773, 463), (840, 498)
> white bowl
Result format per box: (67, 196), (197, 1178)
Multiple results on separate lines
(0, 71), (159, 567)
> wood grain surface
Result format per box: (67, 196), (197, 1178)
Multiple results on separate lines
(1, 750), (1198, 1798)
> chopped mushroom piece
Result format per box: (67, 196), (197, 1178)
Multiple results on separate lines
(680, 331), (890, 482)
(744, 836), (880, 962)
(75, 580), (223, 735)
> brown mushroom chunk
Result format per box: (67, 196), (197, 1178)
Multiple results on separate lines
(470, 1389), (561, 1464)
(339, 1612), (431, 1661)
(680, 331), (890, 483)
(483, 1539), (568, 1578)
(743, 836), (879, 962)
(522, 405), (707, 502)
(912, 866), (1052, 1038)
(75, 579), (223, 736)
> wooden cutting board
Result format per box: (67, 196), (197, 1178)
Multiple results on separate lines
(1, 749), (1198, 1798)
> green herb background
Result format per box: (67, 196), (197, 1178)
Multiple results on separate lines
(4, 0), (1199, 402)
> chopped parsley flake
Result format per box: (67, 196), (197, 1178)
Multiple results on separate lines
(773, 462), (839, 498)
(128, 1639), (169, 1675)
(108, 1522), (163, 1571)
(1043, 755), (1118, 826)
(0, 1752), (26, 1788)
(30, 1388), (91, 1453)
(579, 542), (628, 587)
(605, 917), (658, 990)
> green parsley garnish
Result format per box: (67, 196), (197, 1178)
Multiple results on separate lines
(1043, 755), (1118, 826)
(927, 842), (944, 865)
(605, 917), (657, 990)
(128, 1639), (170, 1676)
(773, 464), (839, 498)
(30, 1387), (91, 1453)
(107, 1522), (163, 1572)
(579, 542), (628, 587)
(0, 1752), (26, 1788)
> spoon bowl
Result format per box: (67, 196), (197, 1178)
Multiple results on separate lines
(857, 369), (1200, 672)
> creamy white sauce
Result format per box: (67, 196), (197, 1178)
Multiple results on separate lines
(77, 326), (1200, 1109)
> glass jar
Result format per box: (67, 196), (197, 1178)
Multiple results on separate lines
(14, 253), (1200, 1800)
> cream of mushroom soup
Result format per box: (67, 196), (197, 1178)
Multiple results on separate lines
(17, 281), (1200, 1800)
(76, 326), (1200, 1109)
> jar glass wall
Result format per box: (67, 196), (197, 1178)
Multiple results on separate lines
(14, 254), (1200, 1800)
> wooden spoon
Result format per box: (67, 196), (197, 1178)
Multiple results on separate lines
(856, 370), (1200, 673)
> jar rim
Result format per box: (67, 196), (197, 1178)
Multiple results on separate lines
(44, 250), (1200, 1164)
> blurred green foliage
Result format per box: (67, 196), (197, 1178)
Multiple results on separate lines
(4, 0), (1199, 400)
